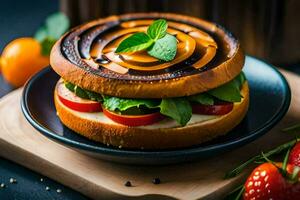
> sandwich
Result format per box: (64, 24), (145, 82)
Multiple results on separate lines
(50, 13), (249, 149)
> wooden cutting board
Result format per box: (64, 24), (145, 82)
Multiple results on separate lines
(0, 69), (299, 200)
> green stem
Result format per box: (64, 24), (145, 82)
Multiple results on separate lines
(282, 124), (300, 133)
(224, 184), (244, 200)
(224, 139), (298, 179)
(235, 186), (245, 200)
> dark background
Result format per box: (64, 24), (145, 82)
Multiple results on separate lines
(0, 0), (87, 199)
(61, 0), (300, 65)
(0, 0), (299, 199)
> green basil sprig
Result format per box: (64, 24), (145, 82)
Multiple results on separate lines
(34, 12), (70, 56)
(115, 19), (177, 62)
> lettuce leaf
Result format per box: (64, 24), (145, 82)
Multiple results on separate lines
(102, 96), (192, 126)
(63, 72), (246, 126)
(64, 82), (102, 102)
(159, 98), (192, 126)
(188, 93), (214, 105)
(208, 73), (245, 102)
(102, 96), (160, 112)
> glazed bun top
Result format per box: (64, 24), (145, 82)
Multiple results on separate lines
(50, 13), (244, 98)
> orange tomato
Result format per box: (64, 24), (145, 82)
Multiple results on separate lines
(0, 37), (49, 87)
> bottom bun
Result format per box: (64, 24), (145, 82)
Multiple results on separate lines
(54, 82), (249, 149)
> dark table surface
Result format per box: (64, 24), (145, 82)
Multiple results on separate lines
(0, 0), (88, 199)
(0, 1), (299, 200)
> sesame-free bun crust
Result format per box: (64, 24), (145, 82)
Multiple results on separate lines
(50, 13), (245, 99)
(54, 82), (249, 149)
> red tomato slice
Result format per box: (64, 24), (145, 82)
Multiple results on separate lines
(103, 108), (164, 126)
(57, 81), (102, 112)
(192, 102), (233, 115)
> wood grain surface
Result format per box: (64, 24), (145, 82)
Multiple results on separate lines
(0, 69), (299, 200)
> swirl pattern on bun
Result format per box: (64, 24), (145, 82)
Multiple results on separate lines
(51, 13), (244, 98)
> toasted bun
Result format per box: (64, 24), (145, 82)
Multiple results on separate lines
(54, 82), (249, 149)
(50, 13), (244, 98)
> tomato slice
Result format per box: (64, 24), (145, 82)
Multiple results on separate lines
(57, 81), (102, 112)
(103, 108), (164, 126)
(192, 102), (233, 115)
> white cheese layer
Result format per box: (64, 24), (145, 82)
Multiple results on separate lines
(65, 104), (218, 129)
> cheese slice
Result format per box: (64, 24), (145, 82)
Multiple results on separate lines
(59, 101), (218, 129)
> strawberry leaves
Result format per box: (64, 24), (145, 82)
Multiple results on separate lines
(224, 139), (299, 179)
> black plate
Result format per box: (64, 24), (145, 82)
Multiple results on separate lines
(21, 56), (291, 165)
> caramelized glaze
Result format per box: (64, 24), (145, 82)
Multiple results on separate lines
(61, 14), (238, 82)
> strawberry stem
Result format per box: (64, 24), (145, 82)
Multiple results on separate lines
(290, 166), (300, 183)
(225, 184), (244, 200)
(282, 147), (291, 176)
(261, 152), (276, 165)
(234, 186), (245, 200)
(224, 139), (299, 179)
(282, 124), (300, 133)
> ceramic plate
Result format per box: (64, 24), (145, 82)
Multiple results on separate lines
(21, 56), (291, 165)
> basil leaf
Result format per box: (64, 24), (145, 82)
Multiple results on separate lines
(236, 72), (246, 88)
(34, 12), (70, 56)
(46, 13), (70, 39)
(115, 32), (154, 53)
(102, 96), (160, 111)
(34, 27), (48, 42)
(40, 37), (56, 56)
(74, 85), (89, 99)
(147, 33), (177, 61)
(188, 93), (214, 105)
(64, 82), (75, 92)
(85, 91), (102, 102)
(208, 77), (242, 102)
(159, 98), (192, 126)
(64, 82), (102, 102)
(147, 19), (167, 40)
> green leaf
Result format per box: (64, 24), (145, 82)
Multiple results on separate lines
(46, 12), (70, 39)
(64, 82), (102, 102)
(74, 85), (89, 99)
(64, 82), (75, 92)
(34, 27), (48, 42)
(85, 91), (102, 102)
(147, 33), (177, 61)
(224, 139), (299, 179)
(35, 12), (69, 41)
(208, 73), (246, 103)
(188, 93), (214, 105)
(40, 37), (57, 56)
(102, 96), (160, 112)
(147, 19), (168, 40)
(34, 12), (70, 56)
(115, 32), (154, 53)
(208, 81), (241, 102)
(159, 98), (192, 126)
(236, 72), (246, 87)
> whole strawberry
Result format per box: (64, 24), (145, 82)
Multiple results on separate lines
(243, 163), (300, 200)
(243, 163), (287, 200)
(288, 142), (300, 167)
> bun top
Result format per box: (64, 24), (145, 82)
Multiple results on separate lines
(50, 13), (244, 98)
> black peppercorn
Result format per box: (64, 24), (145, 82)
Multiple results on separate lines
(124, 181), (132, 187)
(152, 178), (161, 184)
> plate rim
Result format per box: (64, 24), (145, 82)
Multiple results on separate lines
(21, 56), (291, 158)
